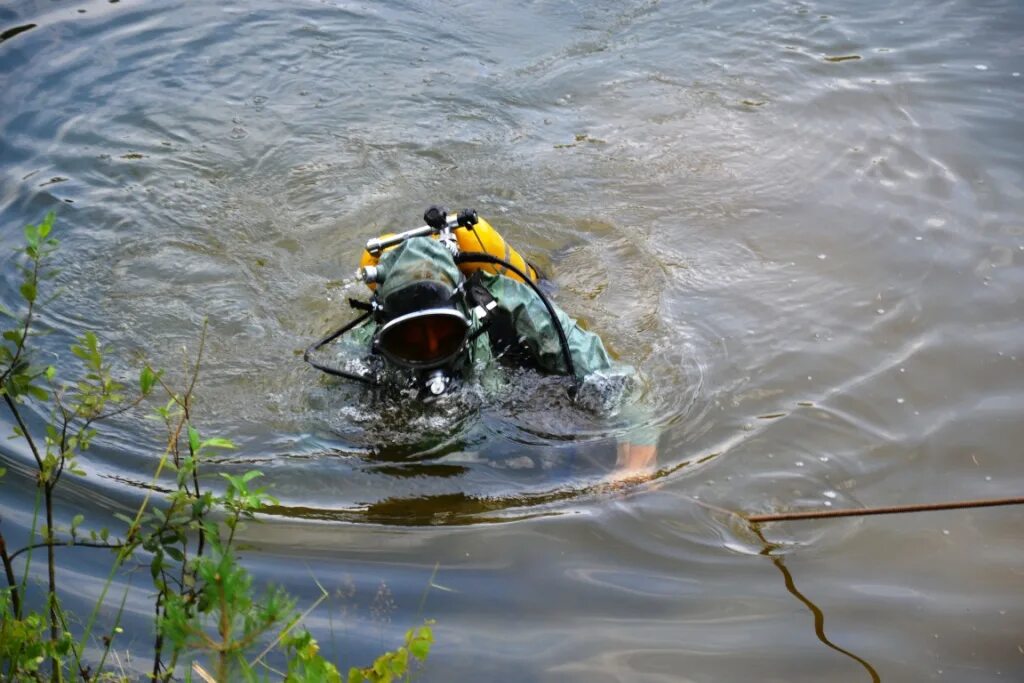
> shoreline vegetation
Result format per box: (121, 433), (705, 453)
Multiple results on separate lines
(0, 213), (433, 682)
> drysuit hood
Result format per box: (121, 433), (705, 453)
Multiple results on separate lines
(376, 237), (463, 317)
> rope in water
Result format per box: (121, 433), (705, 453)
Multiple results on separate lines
(746, 495), (1024, 523)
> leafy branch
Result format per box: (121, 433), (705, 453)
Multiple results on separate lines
(0, 214), (435, 682)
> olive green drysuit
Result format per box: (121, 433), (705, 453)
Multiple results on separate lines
(340, 237), (656, 445)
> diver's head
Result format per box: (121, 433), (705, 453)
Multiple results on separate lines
(369, 237), (470, 396)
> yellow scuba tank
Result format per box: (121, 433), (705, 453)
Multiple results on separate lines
(453, 216), (538, 284)
(358, 216), (538, 289)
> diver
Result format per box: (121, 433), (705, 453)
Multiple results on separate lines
(305, 206), (658, 481)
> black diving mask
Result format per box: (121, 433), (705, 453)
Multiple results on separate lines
(373, 307), (470, 370)
(371, 272), (473, 397)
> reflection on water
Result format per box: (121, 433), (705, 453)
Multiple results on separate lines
(3, 0), (1024, 679)
(755, 525), (882, 683)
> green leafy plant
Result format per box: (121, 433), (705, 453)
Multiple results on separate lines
(0, 214), (435, 682)
(346, 620), (435, 683)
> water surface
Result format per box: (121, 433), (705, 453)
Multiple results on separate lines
(2, 0), (1023, 680)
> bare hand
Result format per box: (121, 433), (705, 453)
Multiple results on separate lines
(607, 441), (658, 484)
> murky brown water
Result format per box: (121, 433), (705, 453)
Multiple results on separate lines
(2, 0), (1024, 680)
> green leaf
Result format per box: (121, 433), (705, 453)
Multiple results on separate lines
(188, 426), (200, 454)
(220, 472), (243, 492)
(113, 512), (135, 526)
(23, 224), (38, 249)
(389, 649), (408, 674)
(139, 366), (157, 394)
(0, 466), (6, 478)
(200, 437), (235, 450)
(26, 385), (48, 402)
(150, 551), (163, 580)
(372, 658), (387, 677)
(409, 637), (430, 661)
(38, 212), (54, 239)
(164, 546), (185, 562)
(19, 281), (36, 304)
(44, 365), (56, 381)
(55, 633), (72, 655)
(72, 331), (102, 369)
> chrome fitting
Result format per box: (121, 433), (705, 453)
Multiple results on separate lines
(359, 265), (383, 284)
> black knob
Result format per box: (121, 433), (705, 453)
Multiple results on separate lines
(457, 208), (479, 228)
(423, 205), (448, 230)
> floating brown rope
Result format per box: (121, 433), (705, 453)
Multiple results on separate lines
(747, 495), (1024, 523)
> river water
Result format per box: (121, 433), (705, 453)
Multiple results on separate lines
(2, 0), (1023, 680)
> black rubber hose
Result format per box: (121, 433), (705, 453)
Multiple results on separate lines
(303, 311), (379, 384)
(454, 252), (576, 380)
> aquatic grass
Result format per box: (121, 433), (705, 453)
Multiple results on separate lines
(0, 214), (433, 682)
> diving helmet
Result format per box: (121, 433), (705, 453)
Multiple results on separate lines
(367, 237), (471, 394)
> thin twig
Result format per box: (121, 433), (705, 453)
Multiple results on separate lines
(249, 584), (330, 668)
(92, 580), (132, 676)
(417, 562), (440, 615)
(191, 662), (217, 683)
(0, 527), (22, 617)
(3, 394), (44, 470)
(0, 251), (40, 389)
(8, 540), (125, 563)
(77, 434), (179, 656)
(747, 495), (1024, 523)
(184, 322), (208, 409)
(93, 392), (150, 422)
